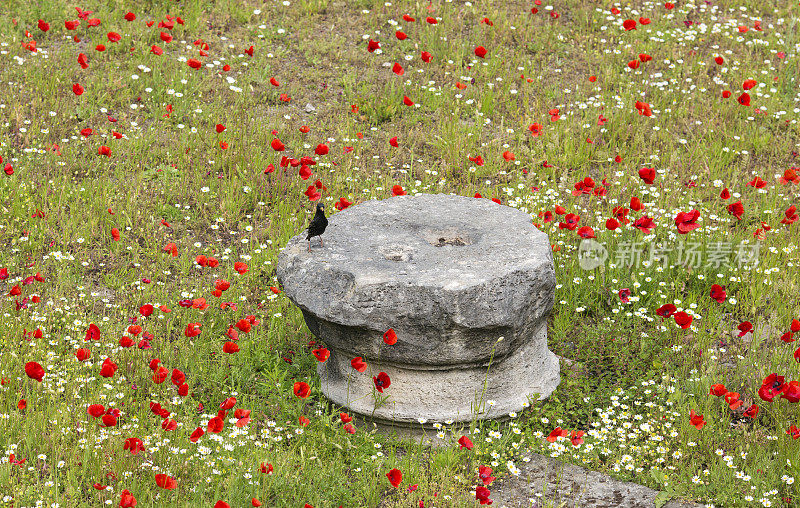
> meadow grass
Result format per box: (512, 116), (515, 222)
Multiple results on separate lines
(0, 0), (799, 506)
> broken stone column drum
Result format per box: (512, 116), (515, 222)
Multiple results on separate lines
(277, 193), (559, 427)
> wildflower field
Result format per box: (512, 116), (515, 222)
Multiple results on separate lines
(1, 0), (799, 506)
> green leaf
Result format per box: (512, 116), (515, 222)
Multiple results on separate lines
(654, 491), (673, 508)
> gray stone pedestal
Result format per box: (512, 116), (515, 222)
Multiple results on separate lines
(277, 194), (559, 429)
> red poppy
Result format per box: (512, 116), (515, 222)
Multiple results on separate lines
(743, 404), (759, 418)
(99, 358), (118, 378)
(634, 101), (652, 116)
(294, 381), (311, 398)
(107, 32), (121, 42)
(782, 381), (800, 403)
(528, 123), (543, 137)
(674, 210), (700, 234)
(737, 93), (751, 106)
(207, 416), (224, 434)
(421, 51), (432, 62)
(674, 312), (692, 329)
(725, 392), (743, 410)
(214, 502), (230, 508)
(367, 39), (380, 52)
(88, 404), (105, 418)
(710, 384), (727, 397)
(737, 321), (753, 337)
(727, 201), (744, 220)
(155, 474), (176, 490)
(335, 197), (352, 211)
(187, 58), (202, 69)
(65, 20), (80, 30)
(558, 213), (580, 231)
(386, 468), (402, 488)
(392, 185), (406, 196)
(403, 96), (414, 106)
(710, 284), (726, 303)
(383, 328), (398, 345)
(546, 427), (568, 442)
(312, 348), (330, 362)
(618, 288), (631, 304)
(189, 427), (205, 443)
(780, 168), (799, 185)
(458, 435), (474, 450)
(271, 138), (285, 151)
(689, 410), (705, 430)
(184, 323), (201, 337)
(351, 357), (367, 372)
(781, 205), (798, 225)
(570, 430), (585, 446)
(632, 216), (656, 234)
(234, 261), (248, 274)
(476, 486), (492, 506)
(747, 176), (768, 189)
(392, 62), (404, 75)
(630, 197), (644, 211)
(223, 342), (239, 354)
(373, 372), (391, 393)
(478, 465), (495, 485)
(25, 361), (45, 382)
(759, 373), (787, 402)
(788, 425), (800, 439)
(577, 226), (595, 239)
(395, 31), (408, 40)
(474, 46), (487, 58)
(152, 366), (168, 384)
(119, 490), (136, 507)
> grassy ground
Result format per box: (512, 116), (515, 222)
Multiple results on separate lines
(0, 0), (799, 506)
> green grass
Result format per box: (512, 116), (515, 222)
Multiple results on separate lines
(0, 0), (799, 506)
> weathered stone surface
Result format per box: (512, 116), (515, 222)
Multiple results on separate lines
(492, 453), (703, 508)
(277, 193), (559, 426)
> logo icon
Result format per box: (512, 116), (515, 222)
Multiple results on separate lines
(578, 239), (608, 270)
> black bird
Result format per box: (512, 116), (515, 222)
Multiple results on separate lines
(306, 203), (328, 251)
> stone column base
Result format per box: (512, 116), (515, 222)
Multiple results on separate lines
(318, 326), (560, 429)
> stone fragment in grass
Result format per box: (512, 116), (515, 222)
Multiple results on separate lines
(278, 194), (559, 428)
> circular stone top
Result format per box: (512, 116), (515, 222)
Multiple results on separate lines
(277, 193), (555, 367)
